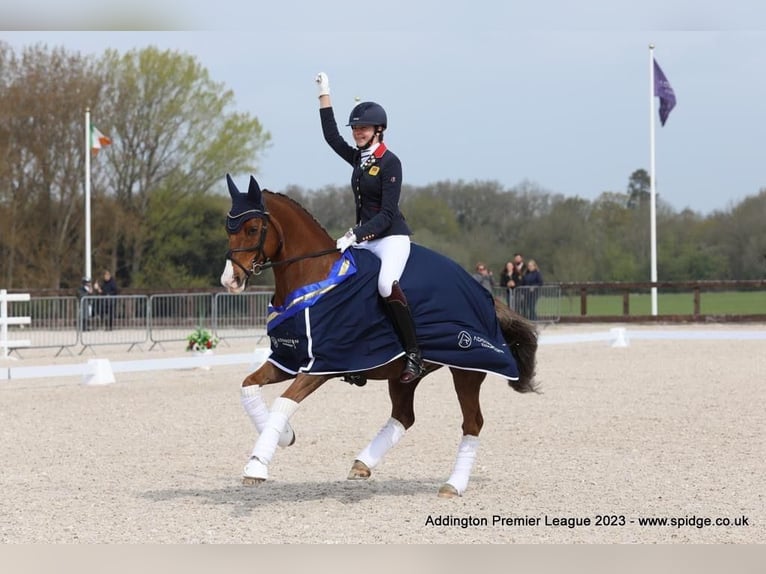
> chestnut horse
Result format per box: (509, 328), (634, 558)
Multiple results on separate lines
(220, 175), (538, 497)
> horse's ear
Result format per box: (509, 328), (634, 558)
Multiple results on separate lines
(247, 175), (264, 210)
(226, 173), (239, 199)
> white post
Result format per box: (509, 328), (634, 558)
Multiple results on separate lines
(0, 289), (31, 359)
(84, 108), (92, 282)
(1, 289), (8, 359)
(648, 44), (658, 316)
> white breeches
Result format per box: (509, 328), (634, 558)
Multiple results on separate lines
(355, 235), (411, 297)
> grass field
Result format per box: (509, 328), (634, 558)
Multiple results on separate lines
(557, 290), (766, 317)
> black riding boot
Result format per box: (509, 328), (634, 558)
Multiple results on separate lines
(384, 281), (425, 384)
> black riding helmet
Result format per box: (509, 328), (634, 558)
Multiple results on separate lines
(347, 101), (387, 129)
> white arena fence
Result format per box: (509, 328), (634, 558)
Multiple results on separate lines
(2, 292), (272, 356)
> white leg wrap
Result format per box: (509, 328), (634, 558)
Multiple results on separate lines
(241, 385), (295, 448)
(241, 385), (270, 432)
(445, 435), (480, 496)
(249, 397), (299, 466)
(243, 456), (269, 480)
(356, 417), (406, 469)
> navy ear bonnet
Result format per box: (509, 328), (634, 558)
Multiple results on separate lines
(226, 174), (267, 233)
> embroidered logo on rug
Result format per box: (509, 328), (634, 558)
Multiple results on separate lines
(458, 331), (472, 349)
(270, 336), (300, 350)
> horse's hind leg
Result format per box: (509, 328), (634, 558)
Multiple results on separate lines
(348, 377), (420, 480)
(438, 369), (486, 498)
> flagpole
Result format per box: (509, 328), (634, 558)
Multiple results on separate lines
(85, 108), (92, 282)
(648, 45), (658, 316)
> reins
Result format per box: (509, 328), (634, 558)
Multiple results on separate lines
(244, 247), (340, 276)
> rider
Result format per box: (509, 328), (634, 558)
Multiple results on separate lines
(315, 71), (424, 384)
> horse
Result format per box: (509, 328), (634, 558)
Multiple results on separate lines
(220, 174), (539, 497)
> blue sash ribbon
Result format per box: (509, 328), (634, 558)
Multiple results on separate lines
(267, 251), (357, 330)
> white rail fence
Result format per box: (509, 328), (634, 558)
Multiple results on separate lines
(0, 289), (31, 359)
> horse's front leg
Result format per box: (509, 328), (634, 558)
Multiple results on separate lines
(348, 377), (420, 480)
(241, 362), (296, 453)
(243, 372), (329, 485)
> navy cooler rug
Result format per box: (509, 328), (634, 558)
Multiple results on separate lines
(267, 244), (519, 381)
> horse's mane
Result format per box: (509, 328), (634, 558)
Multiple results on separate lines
(263, 190), (332, 239)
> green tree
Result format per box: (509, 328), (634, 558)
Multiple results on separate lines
(0, 42), (104, 289)
(713, 189), (766, 279)
(401, 191), (460, 241)
(134, 188), (229, 287)
(96, 46), (271, 287)
(627, 168), (651, 210)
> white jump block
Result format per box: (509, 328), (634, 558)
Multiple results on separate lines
(83, 358), (116, 386)
(610, 327), (630, 348)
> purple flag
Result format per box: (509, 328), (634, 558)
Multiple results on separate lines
(653, 58), (676, 126)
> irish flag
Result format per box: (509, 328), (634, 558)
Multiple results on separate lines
(91, 125), (112, 155)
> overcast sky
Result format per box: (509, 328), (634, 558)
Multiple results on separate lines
(4, 1), (766, 214)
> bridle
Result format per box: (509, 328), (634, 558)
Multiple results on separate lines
(225, 212), (338, 282)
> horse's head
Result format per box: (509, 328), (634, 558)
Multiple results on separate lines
(220, 174), (282, 293)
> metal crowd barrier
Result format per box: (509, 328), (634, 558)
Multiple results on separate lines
(212, 292), (270, 343)
(495, 284), (562, 323)
(9, 296), (80, 355)
(31, 292), (271, 353)
(148, 293), (214, 351)
(79, 295), (150, 353)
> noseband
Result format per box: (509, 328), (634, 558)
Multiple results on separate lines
(225, 213), (281, 279)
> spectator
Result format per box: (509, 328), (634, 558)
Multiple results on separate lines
(472, 262), (495, 293)
(511, 252), (527, 311)
(500, 261), (516, 308)
(94, 269), (118, 330)
(521, 259), (544, 320)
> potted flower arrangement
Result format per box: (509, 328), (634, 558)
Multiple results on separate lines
(186, 327), (219, 353)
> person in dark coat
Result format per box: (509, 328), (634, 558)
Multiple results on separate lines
(94, 269), (118, 330)
(521, 259), (544, 320)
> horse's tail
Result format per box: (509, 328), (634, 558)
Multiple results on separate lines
(494, 297), (539, 394)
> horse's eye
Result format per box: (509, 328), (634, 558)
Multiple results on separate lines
(247, 226), (258, 236)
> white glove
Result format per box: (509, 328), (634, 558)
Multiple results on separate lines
(335, 229), (357, 253)
(316, 72), (330, 97)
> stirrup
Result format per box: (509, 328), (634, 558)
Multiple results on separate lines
(342, 373), (367, 387)
(400, 352), (425, 384)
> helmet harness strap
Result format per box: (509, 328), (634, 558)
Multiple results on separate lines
(357, 129), (380, 151)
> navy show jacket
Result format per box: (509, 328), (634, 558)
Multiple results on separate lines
(320, 106), (412, 242)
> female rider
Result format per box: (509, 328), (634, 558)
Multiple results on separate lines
(315, 72), (424, 384)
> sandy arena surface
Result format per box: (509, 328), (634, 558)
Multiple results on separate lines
(1, 323), (764, 543)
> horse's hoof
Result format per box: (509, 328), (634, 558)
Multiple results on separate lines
(279, 423), (296, 448)
(243, 456), (268, 483)
(242, 476), (266, 487)
(437, 483), (460, 498)
(347, 460), (371, 480)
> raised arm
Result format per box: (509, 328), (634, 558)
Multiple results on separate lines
(315, 72), (355, 165)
